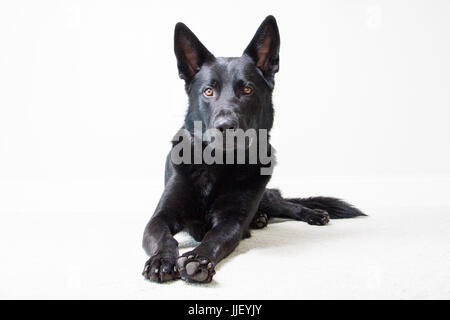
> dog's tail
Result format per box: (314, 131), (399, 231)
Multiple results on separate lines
(260, 189), (366, 220)
(285, 196), (366, 219)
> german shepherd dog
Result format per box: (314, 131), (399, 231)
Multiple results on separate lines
(142, 16), (365, 283)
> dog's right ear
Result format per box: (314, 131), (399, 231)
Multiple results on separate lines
(174, 23), (214, 81)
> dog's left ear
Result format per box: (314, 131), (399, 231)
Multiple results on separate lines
(244, 16), (280, 86)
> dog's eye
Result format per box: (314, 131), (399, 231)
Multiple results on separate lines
(243, 86), (253, 95)
(203, 88), (214, 97)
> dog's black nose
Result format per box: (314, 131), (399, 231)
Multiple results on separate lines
(215, 120), (238, 132)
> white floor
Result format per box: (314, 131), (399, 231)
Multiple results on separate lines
(0, 206), (449, 299)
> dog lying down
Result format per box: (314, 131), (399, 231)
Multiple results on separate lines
(142, 16), (365, 283)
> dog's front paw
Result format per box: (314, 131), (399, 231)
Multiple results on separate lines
(142, 254), (179, 283)
(177, 253), (215, 283)
(306, 209), (330, 225)
(250, 212), (269, 229)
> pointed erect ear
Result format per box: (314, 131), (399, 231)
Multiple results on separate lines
(243, 16), (280, 84)
(174, 23), (214, 81)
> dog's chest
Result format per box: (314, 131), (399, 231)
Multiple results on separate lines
(189, 165), (218, 200)
(187, 164), (255, 202)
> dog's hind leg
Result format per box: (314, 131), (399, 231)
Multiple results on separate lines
(258, 188), (330, 226)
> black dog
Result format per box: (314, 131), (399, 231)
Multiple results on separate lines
(142, 16), (365, 283)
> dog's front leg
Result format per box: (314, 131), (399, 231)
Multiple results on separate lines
(142, 176), (193, 282)
(177, 187), (265, 283)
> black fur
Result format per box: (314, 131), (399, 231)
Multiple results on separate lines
(285, 196), (366, 219)
(142, 16), (365, 284)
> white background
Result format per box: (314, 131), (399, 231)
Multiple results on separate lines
(0, 0), (449, 299)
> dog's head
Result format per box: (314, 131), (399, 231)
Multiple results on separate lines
(174, 16), (280, 134)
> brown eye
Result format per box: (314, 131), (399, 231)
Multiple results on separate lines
(243, 86), (253, 95)
(204, 88), (214, 96)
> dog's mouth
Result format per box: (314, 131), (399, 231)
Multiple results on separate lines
(204, 131), (256, 152)
(221, 135), (254, 151)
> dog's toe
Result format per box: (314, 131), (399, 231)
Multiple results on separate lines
(306, 209), (330, 226)
(250, 212), (269, 229)
(178, 253), (215, 283)
(143, 255), (179, 283)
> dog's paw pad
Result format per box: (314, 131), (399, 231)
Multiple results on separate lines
(306, 209), (330, 226)
(177, 253), (215, 283)
(250, 212), (269, 229)
(142, 255), (179, 283)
